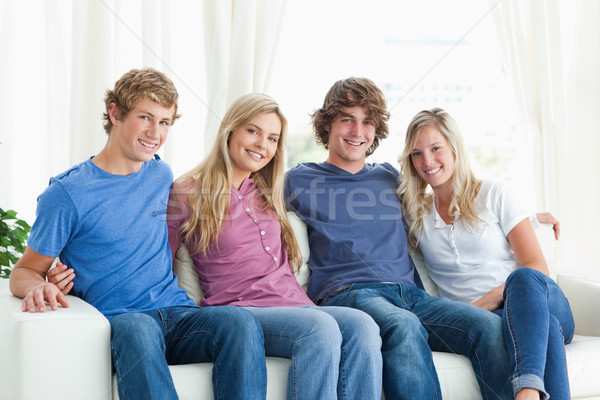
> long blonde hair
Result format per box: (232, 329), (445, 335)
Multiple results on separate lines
(171, 93), (302, 270)
(398, 108), (482, 247)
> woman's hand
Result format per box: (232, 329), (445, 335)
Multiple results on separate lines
(470, 284), (504, 311)
(536, 212), (560, 240)
(47, 261), (75, 295)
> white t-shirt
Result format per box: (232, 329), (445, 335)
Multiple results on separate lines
(418, 180), (536, 303)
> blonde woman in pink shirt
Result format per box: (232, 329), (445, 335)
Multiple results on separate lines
(166, 93), (382, 400)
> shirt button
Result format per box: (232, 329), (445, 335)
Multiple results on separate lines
(254, 219), (259, 223)
(265, 247), (270, 251)
(260, 231), (265, 235)
(274, 257), (278, 261)
(238, 195), (243, 199)
(246, 208), (250, 213)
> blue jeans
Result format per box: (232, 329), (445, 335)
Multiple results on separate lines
(244, 305), (382, 400)
(322, 283), (512, 400)
(501, 267), (575, 399)
(109, 306), (266, 400)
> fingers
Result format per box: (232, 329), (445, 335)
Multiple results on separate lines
(47, 263), (75, 294)
(60, 281), (74, 295)
(56, 291), (70, 309)
(535, 212), (560, 241)
(21, 283), (69, 313)
(553, 221), (561, 240)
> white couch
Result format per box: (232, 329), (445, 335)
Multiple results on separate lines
(1, 214), (600, 400)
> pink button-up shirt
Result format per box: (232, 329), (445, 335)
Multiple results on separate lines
(167, 179), (313, 307)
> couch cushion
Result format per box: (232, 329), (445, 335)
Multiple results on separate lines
(112, 357), (292, 400)
(566, 335), (600, 398)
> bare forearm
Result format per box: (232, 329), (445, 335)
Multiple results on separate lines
(9, 265), (47, 299)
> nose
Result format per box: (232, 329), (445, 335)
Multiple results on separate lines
(423, 151), (434, 165)
(256, 135), (268, 149)
(147, 121), (160, 138)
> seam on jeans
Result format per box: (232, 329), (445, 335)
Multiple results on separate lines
(504, 284), (521, 380)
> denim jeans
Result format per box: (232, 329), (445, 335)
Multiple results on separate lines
(502, 267), (575, 400)
(244, 305), (382, 400)
(322, 283), (512, 400)
(109, 306), (266, 400)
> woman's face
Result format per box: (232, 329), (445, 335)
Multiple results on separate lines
(409, 125), (455, 191)
(228, 112), (281, 186)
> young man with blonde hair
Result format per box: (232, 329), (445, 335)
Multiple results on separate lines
(10, 68), (266, 400)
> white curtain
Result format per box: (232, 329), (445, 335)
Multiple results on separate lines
(0, 0), (288, 225)
(201, 0), (288, 151)
(491, 0), (600, 274)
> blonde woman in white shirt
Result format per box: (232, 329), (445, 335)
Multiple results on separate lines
(398, 108), (574, 400)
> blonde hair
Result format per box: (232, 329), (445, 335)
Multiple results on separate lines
(398, 108), (482, 247)
(171, 93), (302, 271)
(103, 68), (180, 135)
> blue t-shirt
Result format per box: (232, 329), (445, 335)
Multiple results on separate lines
(284, 162), (419, 302)
(28, 156), (194, 318)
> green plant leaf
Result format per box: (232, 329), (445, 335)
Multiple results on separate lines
(0, 209), (17, 220)
(16, 220), (32, 231)
(0, 252), (10, 267)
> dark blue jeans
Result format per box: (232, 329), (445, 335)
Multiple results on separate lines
(502, 267), (575, 399)
(109, 306), (266, 400)
(322, 283), (512, 400)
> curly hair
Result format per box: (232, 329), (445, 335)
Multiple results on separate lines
(102, 68), (180, 135)
(311, 77), (390, 157)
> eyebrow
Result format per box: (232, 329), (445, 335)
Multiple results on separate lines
(412, 141), (444, 151)
(139, 110), (172, 122)
(339, 112), (374, 122)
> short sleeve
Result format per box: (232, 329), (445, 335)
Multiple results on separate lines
(28, 180), (79, 257)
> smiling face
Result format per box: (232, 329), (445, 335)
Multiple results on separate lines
(228, 111), (281, 188)
(106, 97), (174, 173)
(410, 125), (456, 194)
(325, 106), (375, 173)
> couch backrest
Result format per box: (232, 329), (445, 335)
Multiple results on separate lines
(173, 212), (557, 305)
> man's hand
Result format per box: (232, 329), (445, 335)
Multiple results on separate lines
(47, 262), (75, 295)
(536, 212), (560, 240)
(21, 281), (70, 313)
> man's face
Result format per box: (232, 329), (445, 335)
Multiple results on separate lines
(109, 98), (174, 171)
(325, 106), (375, 173)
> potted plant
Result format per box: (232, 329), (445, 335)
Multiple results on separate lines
(0, 208), (31, 279)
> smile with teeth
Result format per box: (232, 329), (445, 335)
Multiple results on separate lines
(139, 139), (157, 149)
(425, 167), (441, 175)
(344, 139), (363, 146)
(247, 150), (263, 159)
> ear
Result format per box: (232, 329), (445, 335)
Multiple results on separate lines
(325, 124), (331, 133)
(108, 103), (120, 126)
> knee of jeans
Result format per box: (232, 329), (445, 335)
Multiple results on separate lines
(110, 312), (162, 349)
(208, 307), (263, 340)
(303, 312), (343, 349)
(341, 310), (382, 347)
(384, 312), (426, 340)
(507, 267), (541, 286)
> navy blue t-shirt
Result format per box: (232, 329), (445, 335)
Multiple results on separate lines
(284, 162), (419, 302)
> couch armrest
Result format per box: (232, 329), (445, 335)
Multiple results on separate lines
(557, 273), (600, 336)
(0, 279), (113, 400)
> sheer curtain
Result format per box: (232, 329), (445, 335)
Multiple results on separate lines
(491, 0), (600, 274)
(0, 0), (288, 225)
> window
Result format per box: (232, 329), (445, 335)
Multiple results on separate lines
(271, 0), (535, 204)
